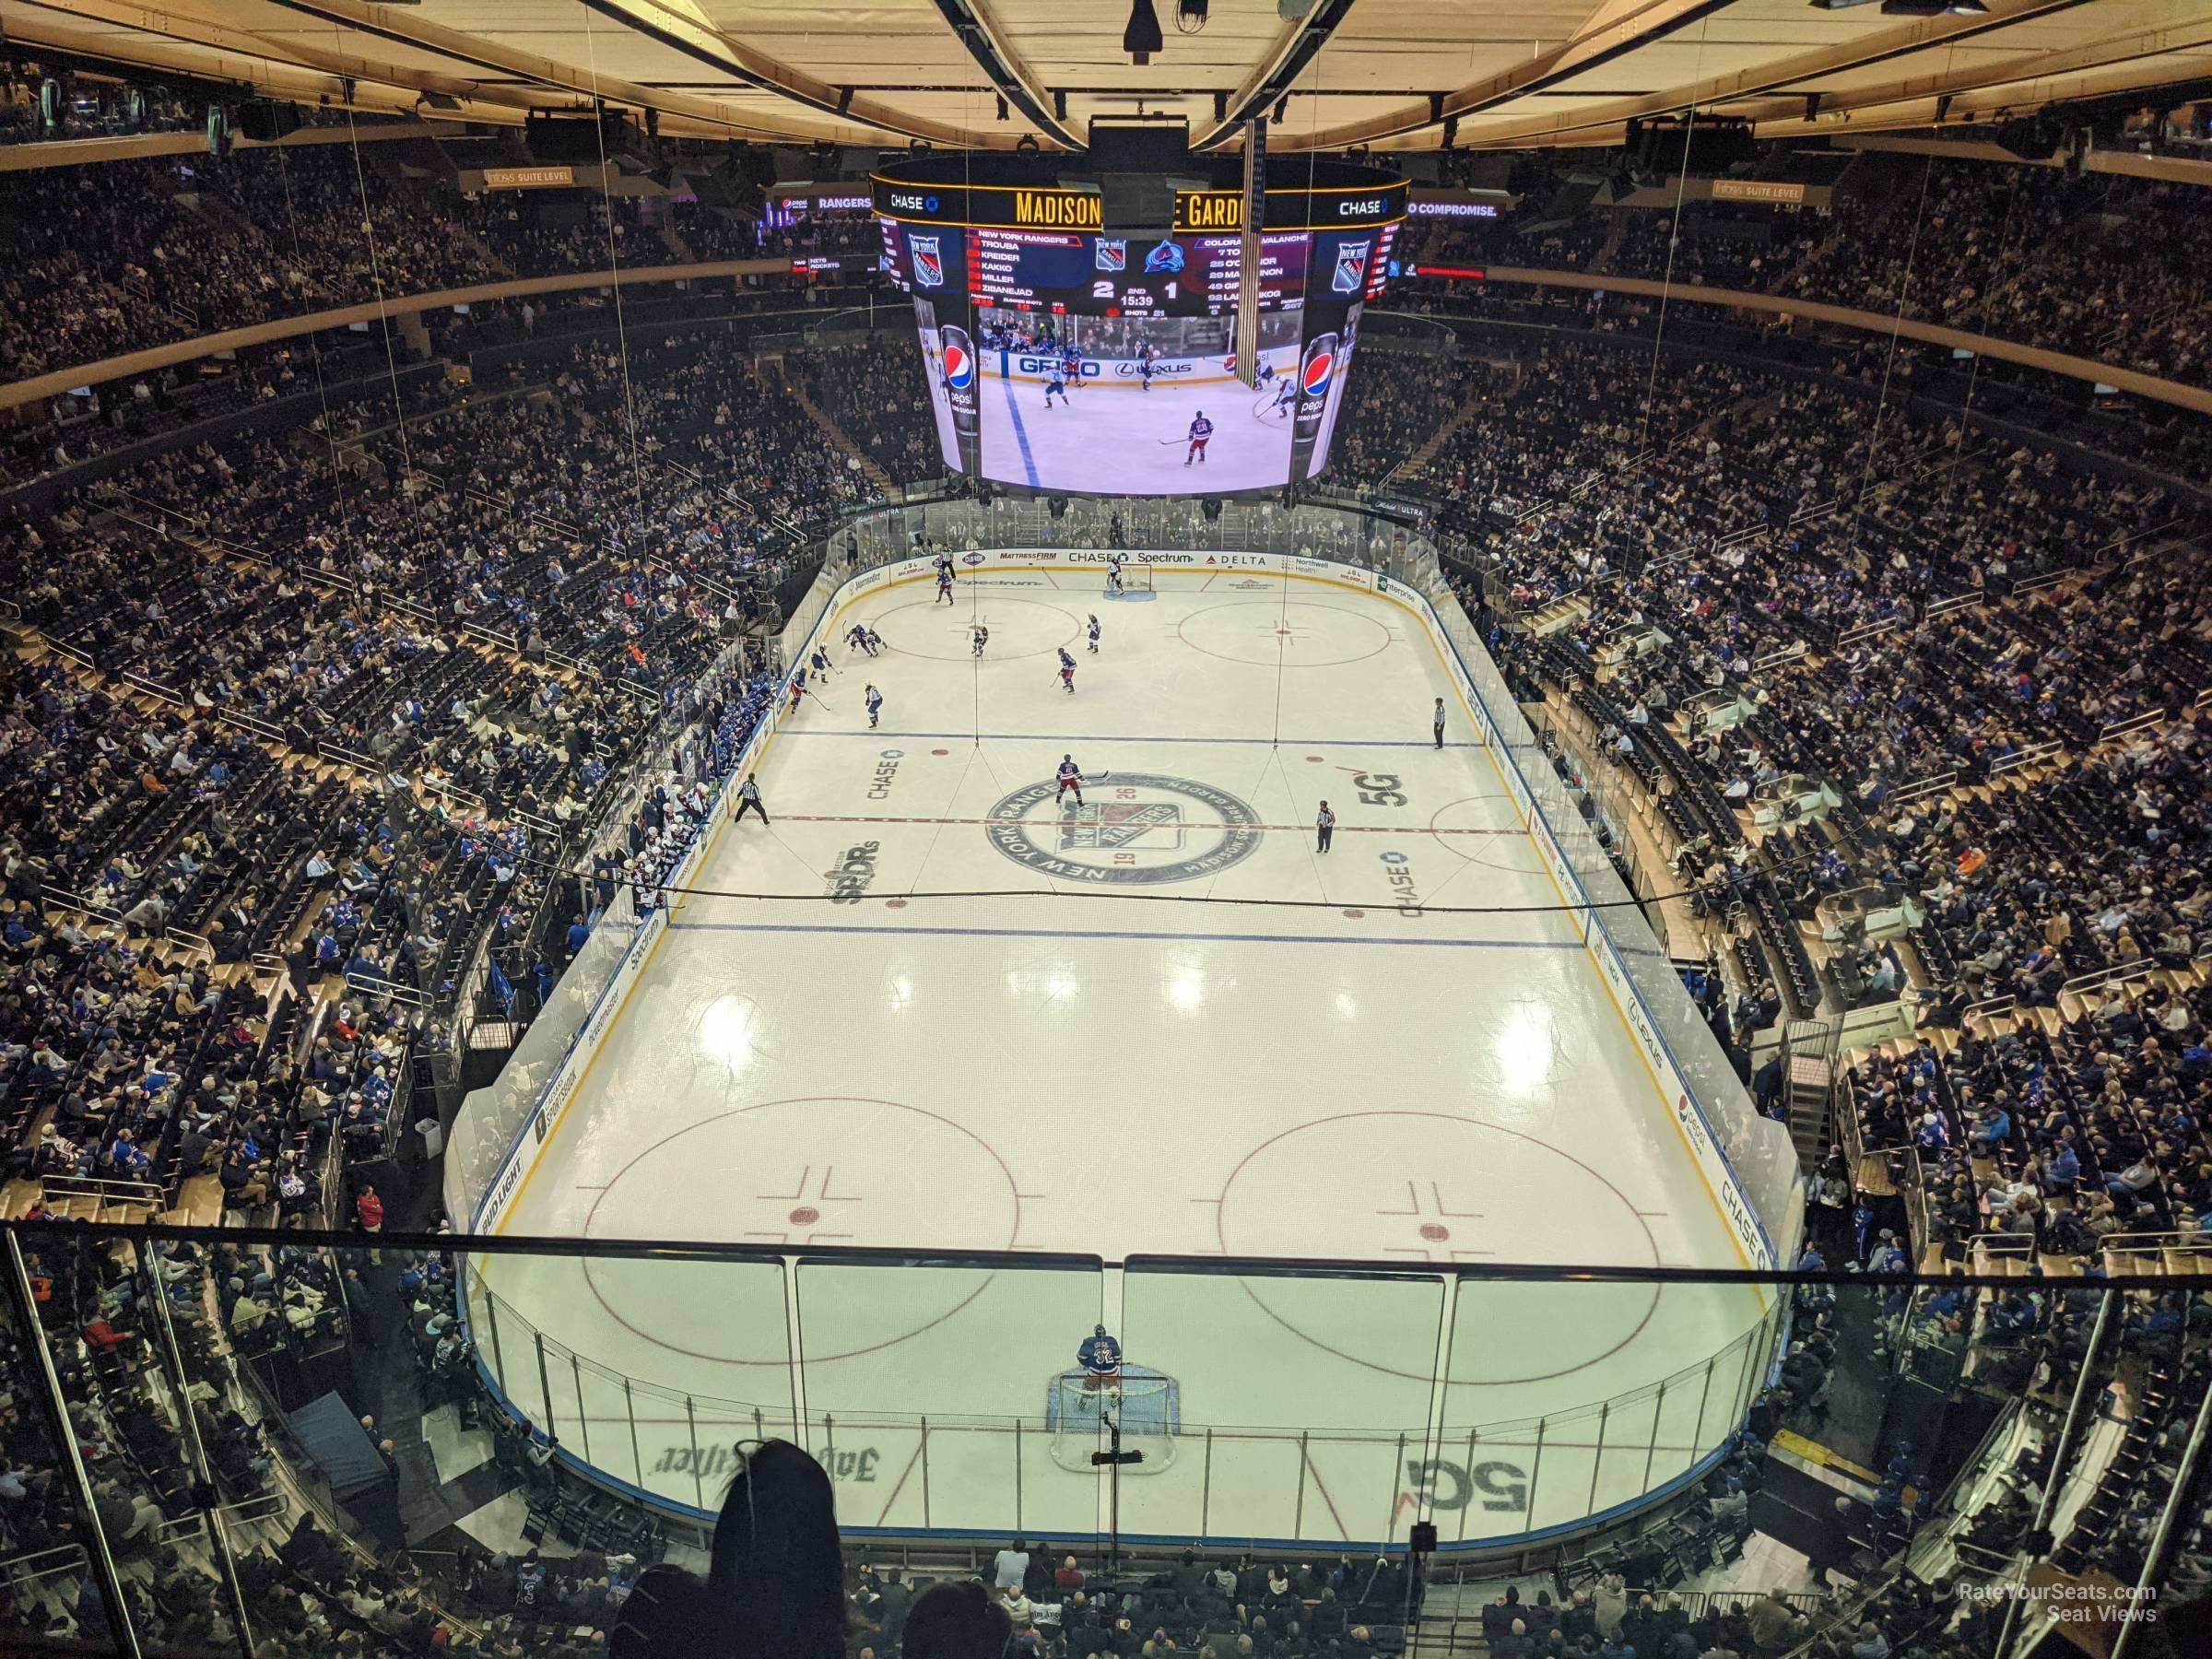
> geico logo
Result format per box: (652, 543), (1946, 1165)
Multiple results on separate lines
(1338, 197), (1384, 216)
(1017, 356), (1094, 375)
(888, 193), (927, 211)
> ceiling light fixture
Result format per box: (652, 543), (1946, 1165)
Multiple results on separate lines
(1124, 0), (1164, 65)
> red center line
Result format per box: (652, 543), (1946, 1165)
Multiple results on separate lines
(778, 814), (1518, 837)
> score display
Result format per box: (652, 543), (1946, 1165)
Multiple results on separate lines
(882, 219), (1325, 317)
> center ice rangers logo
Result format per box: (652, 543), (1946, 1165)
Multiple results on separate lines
(911, 234), (944, 288)
(985, 773), (1262, 885)
(1061, 799), (1185, 853)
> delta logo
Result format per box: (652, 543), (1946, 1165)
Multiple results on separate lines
(943, 341), (974, 391)
(1301, 349), (1335, 399)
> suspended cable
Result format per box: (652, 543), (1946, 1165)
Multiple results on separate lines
(271, 138), (360, 577)
(1845, 151), (1936, 556)
(341, 104), (417, 487)
(580, 0), (647, 512)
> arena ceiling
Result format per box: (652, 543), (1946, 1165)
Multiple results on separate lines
(4, 0), (2208, 153)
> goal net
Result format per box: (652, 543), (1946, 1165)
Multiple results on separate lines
(1044, 1364), (1180, 1474)
(1112, 562), (1154, 592)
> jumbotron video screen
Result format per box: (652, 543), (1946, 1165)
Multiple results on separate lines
(874, 159), (1405, 496)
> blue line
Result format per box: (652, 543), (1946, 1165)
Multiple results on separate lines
(669, 920), (1581, 951)
(998, 372), (1041, 488)
(777, 729), (1485, 748)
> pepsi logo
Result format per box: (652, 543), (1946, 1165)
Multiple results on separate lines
(1301, 351), (1335, 397)
(943, 343), (974, 390)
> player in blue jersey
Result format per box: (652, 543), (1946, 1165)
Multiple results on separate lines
(1077, 1324), (1123, 1391)
(1057, 648), (1077, 694)
(1055, 755), (1084, 806)
(1185, 411), (1213, 465)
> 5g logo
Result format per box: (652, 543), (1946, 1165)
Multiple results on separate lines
(1403, 1456), (1530, 1513)
(1352, 771), (1406, 806)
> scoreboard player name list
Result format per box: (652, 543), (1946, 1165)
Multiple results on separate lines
(965, 229), (1307, 314)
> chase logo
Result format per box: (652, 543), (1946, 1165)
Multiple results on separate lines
(942, 339), (974, 390)
(1301, 349), (1334, 399)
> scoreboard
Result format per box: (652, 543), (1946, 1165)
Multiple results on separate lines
(878, 221), (1396, 318)
(874, 156), (1406, 320)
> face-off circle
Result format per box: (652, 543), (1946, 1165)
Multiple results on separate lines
(1177, 600), (1392, 668)
(581, 1098), (1023, 1365)
(872, 597), (1084, 661)
(985, 772), (1264, 886)
(1216, 1111), (1662, 1384)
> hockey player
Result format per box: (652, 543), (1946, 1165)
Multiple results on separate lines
(1185, 410), (1213, 466)
(1269, 373), (1298, 420)
(1077, 1324), (1123, 1391)
(1061, 347), (1083, 392)
(1107, 552), (1124, 594)
(935, 567), (955, 606)
(865, 624), (886, 655)
(1055, 755), (1084, 806)
(1137, 349), (1156, 394)
(1057, 648), (1077, 694)
(809, 646), (835, 678)
(971, 622), (989, 658)
(1042, 361), (1070, 408)
(786, 669), (807, 713)
(846, 622), (874, 655)
(1087, 614), (1101, 653)
(865, 684), (884, 729)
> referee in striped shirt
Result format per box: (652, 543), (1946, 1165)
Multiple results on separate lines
(1315, 801), (1335, 853)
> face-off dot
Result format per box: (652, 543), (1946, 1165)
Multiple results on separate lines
(1419, 1222), (1449, 1242)
(789, 1206), (820, 1226)
(932, 748), (950, 756)
(1343, 908), (1366, 918)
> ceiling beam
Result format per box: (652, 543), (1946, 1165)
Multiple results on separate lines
(930, 0), (1083, 149)
(580, 0), (1004, 148)
(260, 0), (958, 149)
(1190, 0), (1362, 152)
(1290, 0), (2088, 150)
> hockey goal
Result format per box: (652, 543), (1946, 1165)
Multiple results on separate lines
(1044, 1364), (1181, 1473)
(1109, 561), (1153, 594)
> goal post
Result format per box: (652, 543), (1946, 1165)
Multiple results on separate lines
(1114, 563), (1154, 592)
(1044, 1364), (1180, 1473)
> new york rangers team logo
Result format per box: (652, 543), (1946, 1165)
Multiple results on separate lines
(1095, 239), (1126, 272)
(1301, 348), (1335, 399)
(911, 234), (944, 288)
(1332, 238), (1371, 294)
(942, 338), (974, 391)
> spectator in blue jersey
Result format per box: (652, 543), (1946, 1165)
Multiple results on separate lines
(1077, 1324), (1123, 1393)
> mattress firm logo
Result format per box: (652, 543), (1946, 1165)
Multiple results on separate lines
(985, 773), (1263, 885)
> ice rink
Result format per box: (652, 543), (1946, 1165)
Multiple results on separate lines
(479, 563), (1771, 1544)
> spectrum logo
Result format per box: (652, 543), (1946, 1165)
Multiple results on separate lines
(943, 341), (974, 391)
(1301, 350), (1334, 398)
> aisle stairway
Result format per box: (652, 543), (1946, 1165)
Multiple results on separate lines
(773, 357), (895, 495)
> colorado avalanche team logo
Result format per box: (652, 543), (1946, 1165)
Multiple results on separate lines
(911, 234), (944, 288)
(1301, 348), (1334, 400)
(942, 338), (974, 391)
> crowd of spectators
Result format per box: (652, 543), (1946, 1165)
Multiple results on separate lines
(1777, 159), (2211, 385)
(793, 339), (947, 483)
